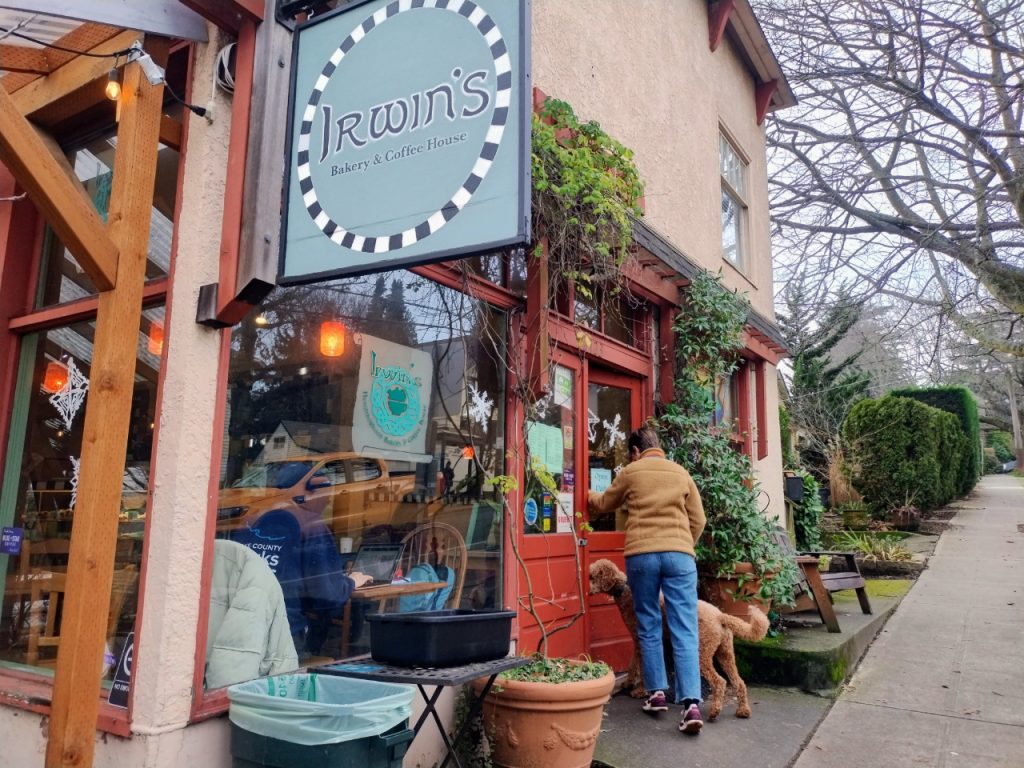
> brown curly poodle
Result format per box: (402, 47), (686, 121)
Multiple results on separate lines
(588, 558), (769, 720)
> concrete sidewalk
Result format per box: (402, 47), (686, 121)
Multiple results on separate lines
(793, 475), (1024, 768)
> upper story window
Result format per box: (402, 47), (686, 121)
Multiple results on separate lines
(719, 133), (748, 270)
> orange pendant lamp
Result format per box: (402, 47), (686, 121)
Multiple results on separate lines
(43, 361), (69, 393)
(320, 320), (346, 357)
(148, 322), (164, 355)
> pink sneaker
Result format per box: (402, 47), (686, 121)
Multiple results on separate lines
(679, 704), (703, 734)
(642, 690), (668, 712)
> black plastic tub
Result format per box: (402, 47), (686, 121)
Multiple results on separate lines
(367, 609), (515, 667)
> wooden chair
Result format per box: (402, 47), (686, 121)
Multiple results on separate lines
(25, 565), (139, 666)
(771, 526), (871, 633)
(379, 522), (468, 613)
(18, 537), (72, 576)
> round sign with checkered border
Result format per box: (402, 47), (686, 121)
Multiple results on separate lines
(294, 0), (512, 255)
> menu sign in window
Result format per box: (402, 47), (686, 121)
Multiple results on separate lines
(281, 0), (531, 284)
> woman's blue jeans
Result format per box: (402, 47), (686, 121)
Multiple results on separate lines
(626, 551), (701, 704)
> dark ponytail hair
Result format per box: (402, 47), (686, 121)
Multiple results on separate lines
(627, 425), (660, 454)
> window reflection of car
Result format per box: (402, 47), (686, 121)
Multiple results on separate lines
(217, 452), (417, 537)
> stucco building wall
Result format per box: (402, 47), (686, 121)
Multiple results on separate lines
(533, 0), (776, 320)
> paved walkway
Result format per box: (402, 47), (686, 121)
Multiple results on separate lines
(794, 475), (1024, 768)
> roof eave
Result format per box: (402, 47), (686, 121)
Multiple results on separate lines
(726, 0), (797, 112)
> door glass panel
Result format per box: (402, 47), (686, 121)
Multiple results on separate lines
(525, 366), (575, 535)
(587, 383), (632, 532)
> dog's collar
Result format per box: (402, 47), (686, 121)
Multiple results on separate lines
(608, 582), (627, 599)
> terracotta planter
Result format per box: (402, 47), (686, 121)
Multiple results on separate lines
(476, 662), (614, 768)
(705, 563), (771, 619)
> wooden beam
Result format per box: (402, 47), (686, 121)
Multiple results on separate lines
(45, 46), (165, 768)
(8, 30), (139, 119)
(0, 45), (52, 75)
(708, 0), (736, 52)
(755, 79), (778, 126)
(0, 1), (207, 42)
(1, 23), (121, 94)
(159, 113), (182, 151)
(0, 83), (118, 290)
(179, 0), (264, 33)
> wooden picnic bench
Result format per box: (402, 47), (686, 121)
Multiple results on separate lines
(773, 528), (872, 633)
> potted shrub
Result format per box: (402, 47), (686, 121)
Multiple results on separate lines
(656, 272), (797, 615)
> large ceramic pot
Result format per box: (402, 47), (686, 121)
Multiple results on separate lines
(476, 662), (615, 768)
(704, 562), (771, 619)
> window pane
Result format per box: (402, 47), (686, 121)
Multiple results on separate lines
(719, 135), (746, 196)
(721, 189), (743, 265)
(586, 383), (632, 532)
(0, 309), (161, 683)
(35, 137), (178, 308)
(208, 272), (506, 686)
(525, 366), (574, 535)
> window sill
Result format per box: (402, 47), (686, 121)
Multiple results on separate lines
(0, 669), (132, 737)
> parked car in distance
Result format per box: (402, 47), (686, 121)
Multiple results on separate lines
(217, 452), (417, 538)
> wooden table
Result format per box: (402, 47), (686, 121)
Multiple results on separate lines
(338, 580), (448, 657)
(794, 555), (841, 633)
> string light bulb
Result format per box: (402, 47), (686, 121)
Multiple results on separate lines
(105, 68), (122, 101)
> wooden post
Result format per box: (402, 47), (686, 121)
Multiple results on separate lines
(45, 47), (164, 768)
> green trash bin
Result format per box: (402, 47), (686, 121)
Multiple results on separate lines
(227, 673), (415, 768)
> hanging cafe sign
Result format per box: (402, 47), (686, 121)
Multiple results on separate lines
(280, 0), (531, 284)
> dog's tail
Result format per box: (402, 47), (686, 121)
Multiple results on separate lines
(719, 605), (770, 643)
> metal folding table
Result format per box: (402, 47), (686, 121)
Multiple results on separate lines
(319, 655), (529, 768)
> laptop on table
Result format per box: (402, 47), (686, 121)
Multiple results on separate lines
(350, 544), (404, 586)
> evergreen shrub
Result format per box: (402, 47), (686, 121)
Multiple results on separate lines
(842, 395), (965, 513)
(890, 386), (980, 495)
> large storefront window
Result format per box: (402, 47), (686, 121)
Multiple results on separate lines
(0, 310), (162, 683)
(206, 271), (506, 687)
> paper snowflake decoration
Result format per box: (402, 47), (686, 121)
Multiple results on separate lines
(603, 413), (626, 448)
(467, 384), (494, 433)
(614, 463), (625, 477)
(69, 456), (81, 511)
(587, 409), (600, 443)
(49, 357), (89, 431)
(533, 393), (552, 420)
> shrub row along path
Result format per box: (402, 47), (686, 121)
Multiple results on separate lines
(794, 474), (1024, 768)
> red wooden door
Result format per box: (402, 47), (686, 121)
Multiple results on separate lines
(515, 356), (587, 658)
(583, 368), (642, 671)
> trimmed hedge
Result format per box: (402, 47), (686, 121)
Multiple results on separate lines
(890, 386), (980, 495)
(842, 395), (966, 513)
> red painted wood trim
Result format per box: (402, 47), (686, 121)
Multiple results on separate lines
(0, 671), (131, 737)
(755, 79), (779, 126)
(736, 360), (753, 458)
(0, 168), (37, 477)
(7, 280), (169, 332)
(659, 303), (675, 404)
(755, 359), (768, 460)
(742, 328), (784, 365)
(412, 262), (522, 311)
(524, 239), (551, 399)
(179, 0), (263, 33)
(620, 258), (679, 305)
(708, 0), (736, 52)
(212, 19), (257, 325)
(190, 330), (233, 721)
